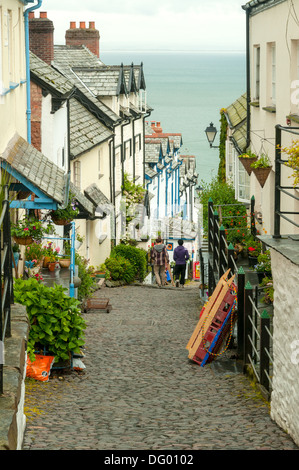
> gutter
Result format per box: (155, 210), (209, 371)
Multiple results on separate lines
(24, 0), (43, 144)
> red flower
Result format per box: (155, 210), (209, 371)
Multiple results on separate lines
(248, 247), (255, 252)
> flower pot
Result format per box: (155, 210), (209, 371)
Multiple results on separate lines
(252, 166), (272, 188)
(59, 258), (71, 268)
(48, 262), (56, 272)
(257, 271), (272, 283)
(51, 217), (72, 226)
(75, 240), (83, 250)
(43, 256), (51, 268)
(248, 255), (258, 268)
(13, 235), (33, 246)
(239, 156), (258, 175)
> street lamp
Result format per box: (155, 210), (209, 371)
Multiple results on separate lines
(205, 122), (219, 148)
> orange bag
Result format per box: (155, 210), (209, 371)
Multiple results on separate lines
(26, 354), (55, 382)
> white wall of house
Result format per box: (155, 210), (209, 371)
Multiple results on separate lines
(270, 249), (299, 446)
(249, 0), (299, 234)
(72, 140), (112, 266)
(0, 0), (27, 151)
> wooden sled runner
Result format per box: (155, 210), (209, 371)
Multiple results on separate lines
(186, 269), (237, 366)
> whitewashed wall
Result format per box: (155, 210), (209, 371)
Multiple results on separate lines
(270, 249), (299, 446)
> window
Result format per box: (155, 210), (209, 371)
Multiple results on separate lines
(235, 156), (250, 203)
(98, 150), (101, 178)
(73, 160), (81, 189)
(254, 46), (260, 101)
(271, 43), (276, 105)
(124, 139), (131, 161)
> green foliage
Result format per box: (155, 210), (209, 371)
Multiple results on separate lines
(50, 191), (79, 222)
(218, 110), (228, 183)
(11, 216), (54, 240)
(75, 253), (95, 301)
(251, 153), (271, 168)
(14, 278), (86, 363)
(255, 250), (271, 273)
(111, 243), (147, 281)
(198, 177), (248, 244)
(104, 256), (135, 284)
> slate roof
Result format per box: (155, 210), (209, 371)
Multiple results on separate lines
(225, 93), (247, 129)
(30, 51), (74, 98)
(224, 93), (247, 153)
(53, 45), (121, 127)
(1, 134), (67, 205)
(69, 98), (113, 158)
(84, 184), (111, 217)
(69, 181), (94, 216)
(145, 143), (162, 163)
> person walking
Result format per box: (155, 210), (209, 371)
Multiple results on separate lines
(173, 239), (189, 287)
(151, 236), (169, 287)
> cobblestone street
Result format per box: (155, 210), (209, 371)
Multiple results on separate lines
(22, 284), (298, 451)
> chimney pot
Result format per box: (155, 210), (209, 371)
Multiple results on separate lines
(40, 12), (47, 18)
(89, 21), (95, 29)
(28, 12), (35, 19)
(70, 21), (76, 29)
(80, 21), (86, 29)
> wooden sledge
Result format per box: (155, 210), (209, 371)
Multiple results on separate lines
(186, 269), (235, 361)
(84, 297), (112, 313)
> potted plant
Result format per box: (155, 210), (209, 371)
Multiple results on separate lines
(11, 216), (50, 245)
(280, 139), (299, 187)
(255, 250), (272, 282)
(244, 236), (262, 267)
(47, 250), (59, 271)
(260, 276), (274, 304)
(42, 242), (60, 269)
(49, 192), (79, 225)
(251, 153), (272, 188)
(25, 242), (45, 268)
(238, 150), (258, 175)
(75, 232), (84, 250)
(59, 242), (71, 268)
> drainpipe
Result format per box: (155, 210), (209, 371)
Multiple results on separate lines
(24, 0), (43, 144)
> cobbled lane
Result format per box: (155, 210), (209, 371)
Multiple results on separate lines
(22, 285), (298, 451)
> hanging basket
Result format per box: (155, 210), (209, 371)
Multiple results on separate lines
(239, 156), (258, 175)
(252, 166), (272, 188)
(13, 236), (33, 246)
(51, 217), (72, 226)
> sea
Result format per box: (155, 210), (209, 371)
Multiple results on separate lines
(100, 50), (246, 185)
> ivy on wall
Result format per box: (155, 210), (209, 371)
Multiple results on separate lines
(218, 109), (228, 183)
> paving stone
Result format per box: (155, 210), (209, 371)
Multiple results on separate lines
(22, 285), (299, 451)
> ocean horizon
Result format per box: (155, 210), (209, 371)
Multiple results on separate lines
(100, 50), (246, 185)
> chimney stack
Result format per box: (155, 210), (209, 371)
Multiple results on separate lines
(29, 12), (54, 65)
(65, 21), (100, 58)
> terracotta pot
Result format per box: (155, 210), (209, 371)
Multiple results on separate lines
(13, 236), (33, 246)
(48, 262), (56, 272)
(239, 156), (258, 175)
(252, 166), (272, 188)
(43, 256), (51, 268)
(59, 258), (71, 268)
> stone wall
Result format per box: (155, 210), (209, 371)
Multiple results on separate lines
(0, 304), (29, 450)
(270, 249), (299, 446)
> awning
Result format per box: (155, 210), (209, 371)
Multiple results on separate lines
(1, 133), (68, 210)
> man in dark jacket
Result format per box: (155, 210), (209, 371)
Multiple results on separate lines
(173, 239), (189, 287)
(151, 236), (169, 287)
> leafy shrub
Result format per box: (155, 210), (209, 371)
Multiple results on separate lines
(14, 278), (86, 363)
(111, 244), (147, 281)
(104, 256), (135, 284)
(198, 177), (248, 245)
(75, 253), (95, 301)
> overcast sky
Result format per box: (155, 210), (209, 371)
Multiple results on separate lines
(40, 0), (247, 52)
